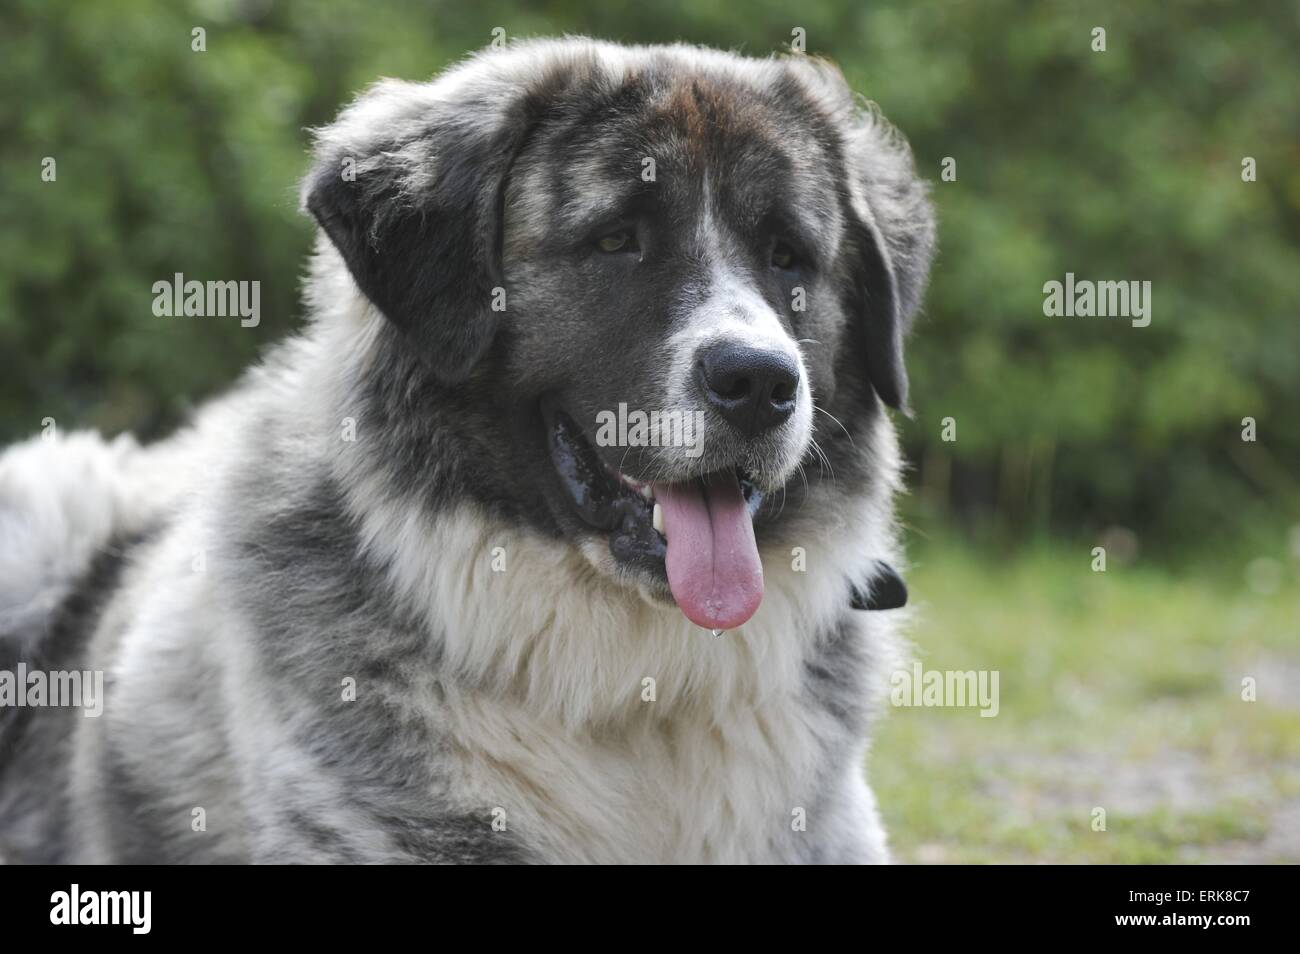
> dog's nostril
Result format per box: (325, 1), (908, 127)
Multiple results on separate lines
(714, 372), (751, 402)
(696, 343), (800, 438)
(724, 382), (750, 401)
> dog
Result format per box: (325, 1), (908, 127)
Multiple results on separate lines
(0, 38), (934, 864)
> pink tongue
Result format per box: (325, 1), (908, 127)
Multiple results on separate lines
(653, 471), (764, 631)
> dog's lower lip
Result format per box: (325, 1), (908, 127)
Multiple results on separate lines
(541, 401), (764, 574)
(545, 405), (648, 533)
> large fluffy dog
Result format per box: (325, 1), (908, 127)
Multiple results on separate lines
(0, 38), (933, 863)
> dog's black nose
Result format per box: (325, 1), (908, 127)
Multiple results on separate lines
(695, 343), (799, 437)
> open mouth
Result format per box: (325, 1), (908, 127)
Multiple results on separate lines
(543, 401), (765, 631)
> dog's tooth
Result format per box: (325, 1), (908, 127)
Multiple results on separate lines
(652, 502), (664, 535)
(640, 484), (653, 501)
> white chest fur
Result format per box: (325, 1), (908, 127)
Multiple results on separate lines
(350, 500), (900, 862)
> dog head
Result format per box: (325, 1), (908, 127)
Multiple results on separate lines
(303, 39), (934, 631)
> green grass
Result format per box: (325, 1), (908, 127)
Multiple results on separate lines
(869, 535), (1300, 863)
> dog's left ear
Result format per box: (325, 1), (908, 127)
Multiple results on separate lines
(840, 104), (937, 414)
(301, 78), (535, 384)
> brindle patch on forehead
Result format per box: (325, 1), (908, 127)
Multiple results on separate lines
(505, 59), (845, 258)
(638, 70), (844, 255)
(665, 84), (793, 185)
(649, 75), (779, 167)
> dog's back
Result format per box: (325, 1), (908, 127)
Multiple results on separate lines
(0, 431), (158, 860)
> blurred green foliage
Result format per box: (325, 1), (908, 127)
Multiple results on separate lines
(2, 0), (1297, 549)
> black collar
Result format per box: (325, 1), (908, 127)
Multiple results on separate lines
(850, 561), (908, 611)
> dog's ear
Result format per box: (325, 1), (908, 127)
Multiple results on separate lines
(842, 113), (935, 413)
(845, 211), (911, 411)
(785, 56), (937, 414)
(301, 78), (534, 384)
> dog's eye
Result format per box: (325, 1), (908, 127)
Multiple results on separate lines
(771, 241), (797, 270)
(596, 230), (638, 254)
